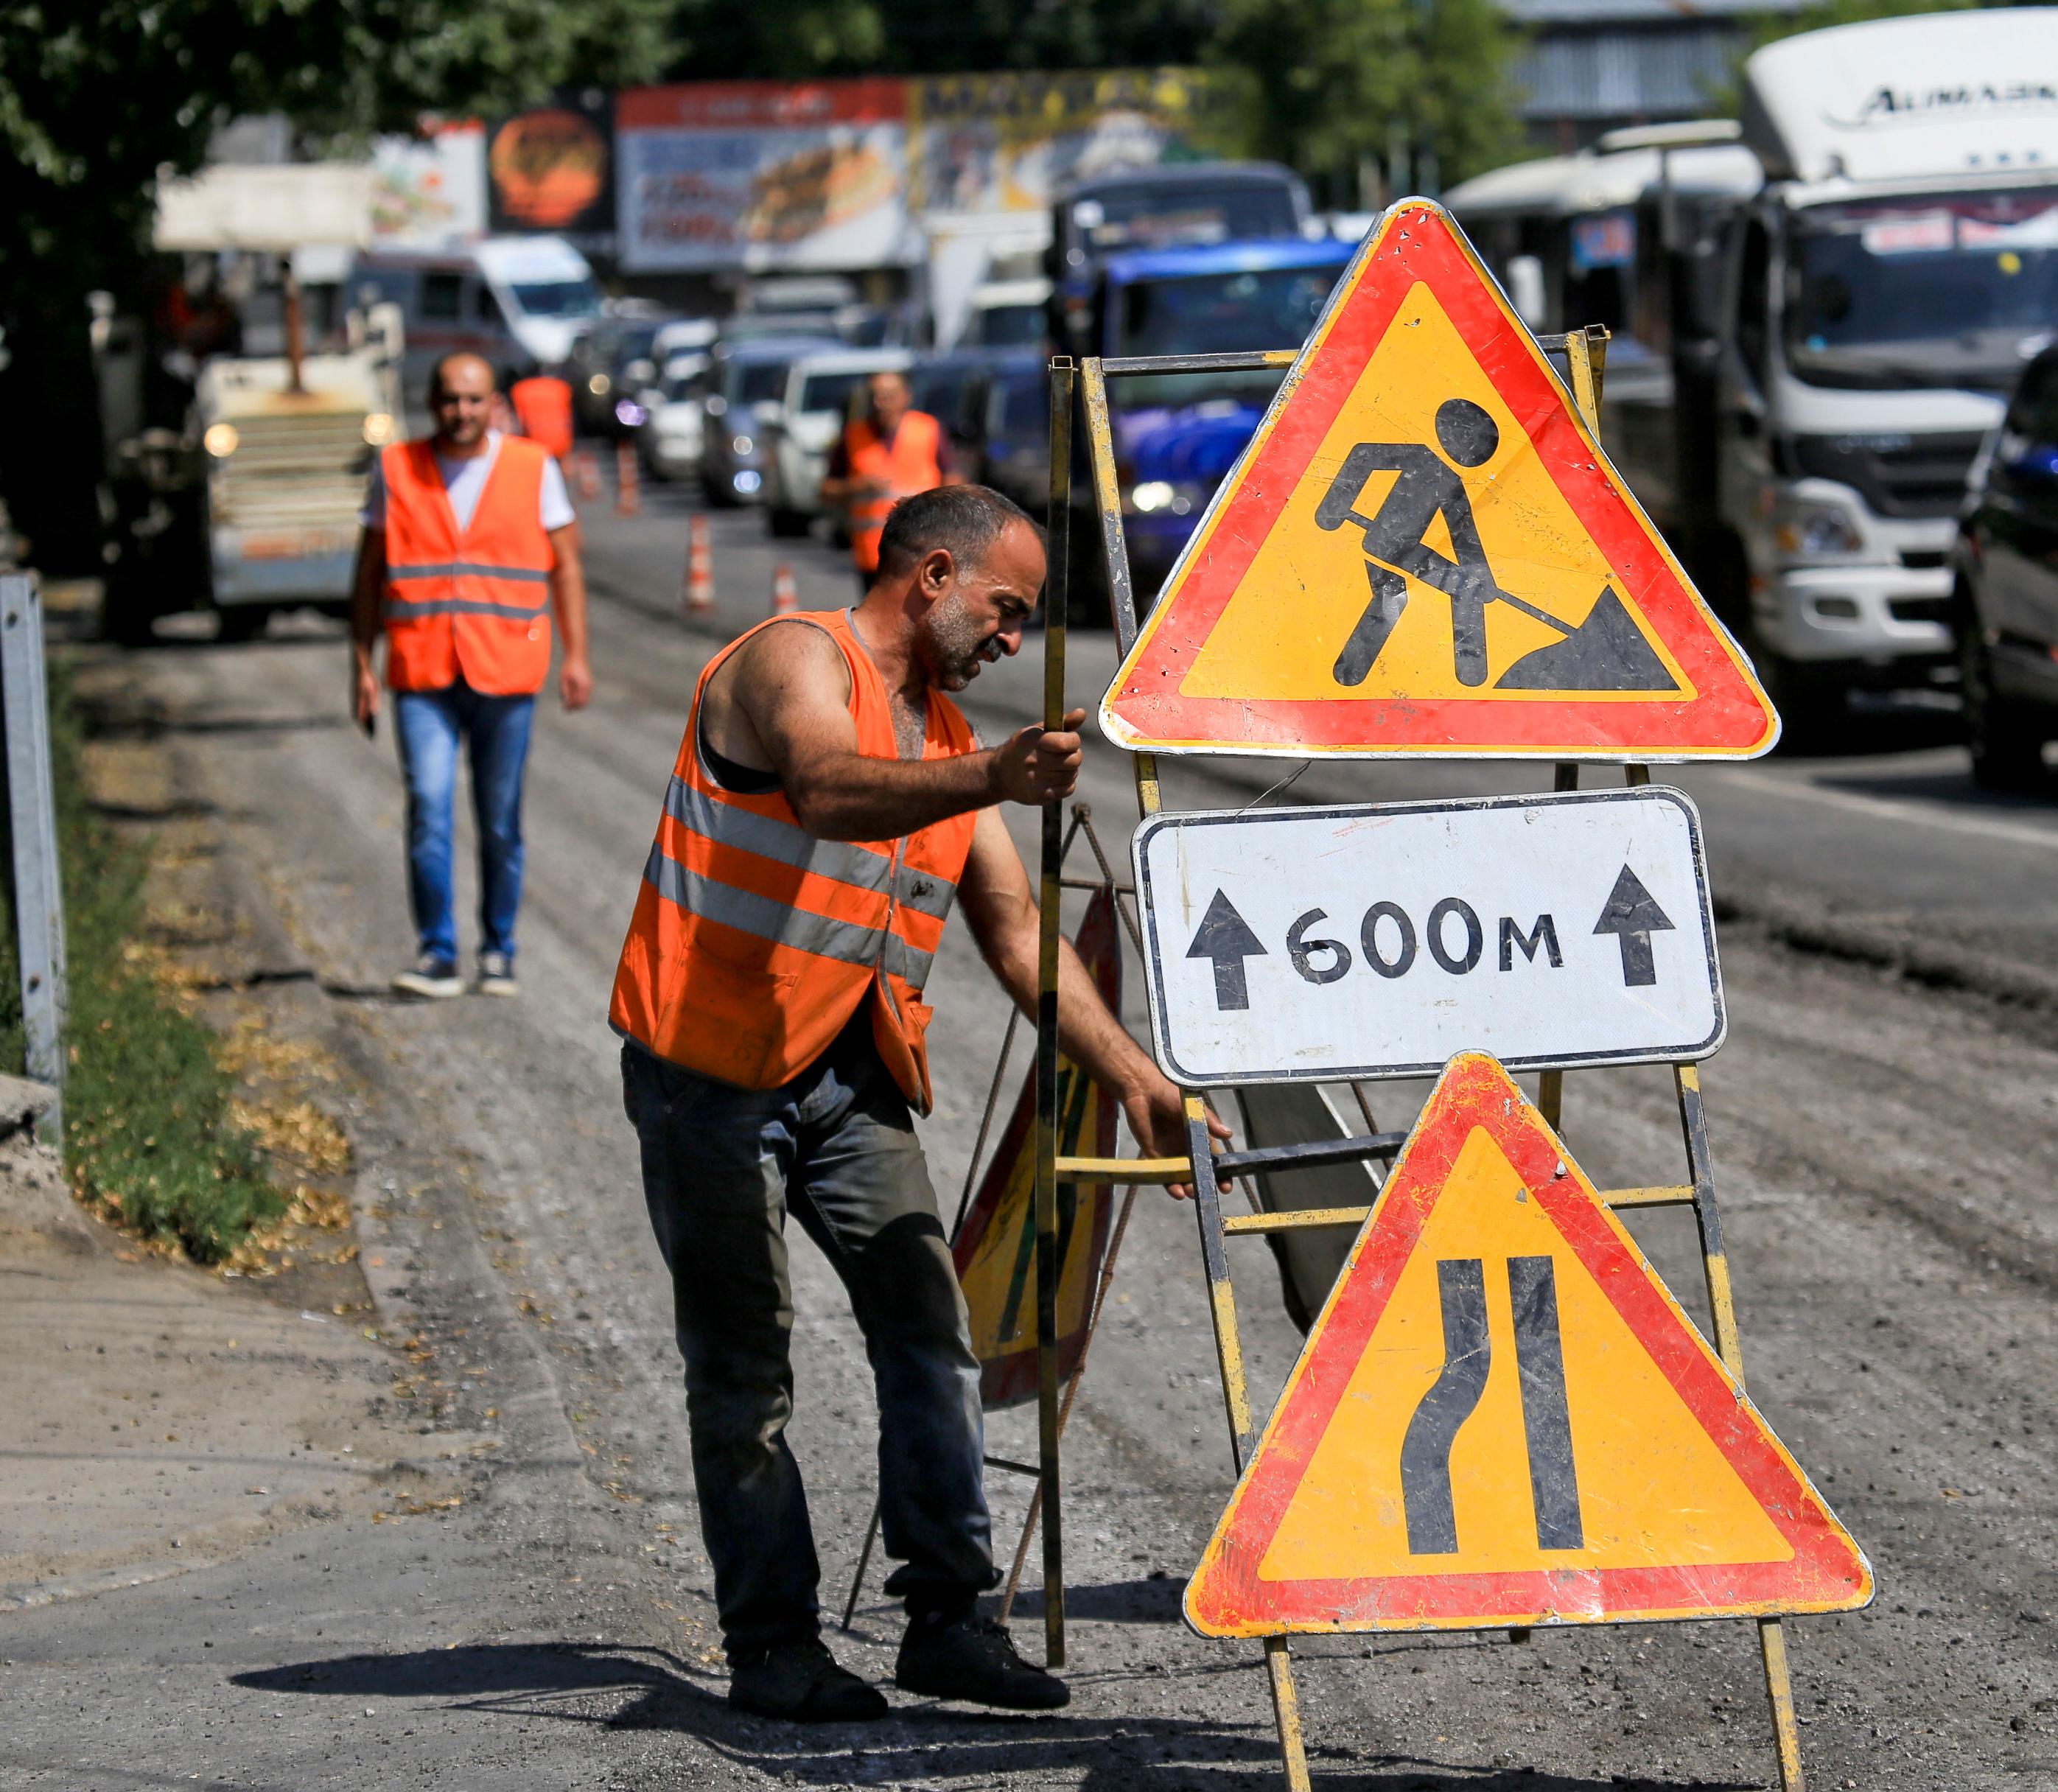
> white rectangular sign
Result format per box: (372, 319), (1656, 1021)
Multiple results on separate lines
(1133, 787), (1723, 1086)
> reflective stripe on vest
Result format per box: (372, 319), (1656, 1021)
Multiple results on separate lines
(381, 436), (556, 696)
(609, 607), (976, 1110)
(845, 412), (945, 573)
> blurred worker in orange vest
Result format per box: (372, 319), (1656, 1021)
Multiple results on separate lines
(821, 370), (962, 599)
(510, 371), (576, 463)
(612, 486), (1227, 1722)
(349, 352), (593, 1001)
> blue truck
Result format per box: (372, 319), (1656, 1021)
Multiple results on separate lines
(1079, 237), (1355, 598)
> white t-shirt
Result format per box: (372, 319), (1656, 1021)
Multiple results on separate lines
(361, 431), (575, 534)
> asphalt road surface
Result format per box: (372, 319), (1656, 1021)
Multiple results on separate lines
(5, 483), (2054, 1790)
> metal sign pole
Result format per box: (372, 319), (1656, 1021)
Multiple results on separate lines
(1, 573), (66, 1147)
(1032, 357), (1077, 1669)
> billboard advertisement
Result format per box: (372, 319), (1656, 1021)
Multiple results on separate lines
(370, 123), (487, 247)
(488, 93), (616, 250)
(617, 80), (917, 273)
(910, 68), (1236, 217)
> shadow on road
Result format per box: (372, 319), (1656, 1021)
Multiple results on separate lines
(231, 1641), (1752, 1789)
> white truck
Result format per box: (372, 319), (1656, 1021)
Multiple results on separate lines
(1453, 10), (2058, 730)
(101, 164), (402, 643)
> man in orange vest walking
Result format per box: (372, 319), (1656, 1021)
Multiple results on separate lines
(349, 352), (593, 999)
(821, 369), (960, 598)
(612, 486), (1225, 1723)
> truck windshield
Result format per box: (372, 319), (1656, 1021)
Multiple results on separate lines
(508, 278), (601, 319)
(1786, 192), (2058, 391)
(1076, 184), (1301, 256)
(1113, 265), (1335, 407)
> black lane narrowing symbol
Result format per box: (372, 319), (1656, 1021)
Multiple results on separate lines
(1399, 1259), (1491, 1553)
(1314, 396), (1681, 696)
(1399, 1255), (1585, 1555)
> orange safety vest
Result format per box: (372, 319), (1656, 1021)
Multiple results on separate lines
(844, 411), (945, 573)
(609, 607), (979, 1113)
(380, 436), (556, 696)
(510, 377), (575, 460)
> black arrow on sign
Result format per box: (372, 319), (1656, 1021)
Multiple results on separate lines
(1186, 889), (1267, 1011)
(1592, 865), (1676, 987)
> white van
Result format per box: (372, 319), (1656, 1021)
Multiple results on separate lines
(349, 235), (602, 413)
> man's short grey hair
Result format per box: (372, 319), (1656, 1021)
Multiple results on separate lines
(878, 484), (1044, 580)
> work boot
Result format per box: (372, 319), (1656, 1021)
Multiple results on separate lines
(475, 951), (519, 998)
(895, 1609), (1069, 1710)
(391, 953), (463, 1000)
(727, 1638), (887, 1723)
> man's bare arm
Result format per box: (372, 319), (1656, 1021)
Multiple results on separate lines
(348, 528), (385, 727)
(547, 521), (593, 710)
(956, 806), (1230, 1197)
(731, 623), (1081, 841)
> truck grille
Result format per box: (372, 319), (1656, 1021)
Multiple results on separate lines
(211, 413), (370, 533)
(1791, 431), (1985, 520)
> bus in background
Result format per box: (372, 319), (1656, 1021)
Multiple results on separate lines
(1446, 132), (1762, 615)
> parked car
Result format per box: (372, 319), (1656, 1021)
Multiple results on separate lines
(761, 349), (913, 539)
(700, 335), (839, 506)
(1953, 344), (2058, 789)
(637, 353), (710, 483)
(965, 349), (1049, 514)
(566, 307), (679, 436)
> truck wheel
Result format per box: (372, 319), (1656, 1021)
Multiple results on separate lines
(1961, 626), (2048, 791)
(766, 505), (808, 539)
(216, 606), (270, 643)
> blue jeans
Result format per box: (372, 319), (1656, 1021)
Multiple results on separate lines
(393, 682), (535, 966)
(620, 1015), (996, 1658)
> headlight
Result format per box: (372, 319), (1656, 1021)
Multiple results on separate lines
(1772, 496), (1866, 561)
(587, 374), (611, 396)
(732, 435), (755, 456)
(203, 422), (239, 458)
(615, 399), (648, 428)
(362, 412), (395, 447)
(1126, 477), (1202, 518)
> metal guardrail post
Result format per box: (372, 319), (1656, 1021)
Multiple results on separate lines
(1, 573), (66, 1148)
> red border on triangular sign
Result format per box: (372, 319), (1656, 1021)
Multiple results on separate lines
(1185, 1054), (1871, 1636)
(1102, 200), (1779, 762)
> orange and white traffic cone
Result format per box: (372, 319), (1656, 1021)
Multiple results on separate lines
(770, 563), (799, 616)
(573, 448), (603, 501)
(681, 514), (715, 617)
(615, 442), (641, 518)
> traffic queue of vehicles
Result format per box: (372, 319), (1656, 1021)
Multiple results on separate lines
(104, 7), (2058, 791)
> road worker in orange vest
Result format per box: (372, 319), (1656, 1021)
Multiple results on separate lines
(612, 485), (1228, 1723)
(349, 351), (594, 1001)
(509, 371), (576, 463)
(820, 369), (961, 599)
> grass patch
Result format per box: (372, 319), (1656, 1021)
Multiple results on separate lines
(0, 659), (280, 1260)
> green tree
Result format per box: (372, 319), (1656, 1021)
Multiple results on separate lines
(0, 0), (668, 572)
(1209, 0), (1523, 204)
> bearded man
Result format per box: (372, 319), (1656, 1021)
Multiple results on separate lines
(611, 485), (1219, 1721)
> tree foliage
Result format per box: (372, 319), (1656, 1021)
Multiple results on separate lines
(1211, 0), (1524, 197)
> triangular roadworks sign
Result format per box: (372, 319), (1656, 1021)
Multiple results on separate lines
(1102, 199), (1779, 762)
(1185, 1053), (1871, 1636)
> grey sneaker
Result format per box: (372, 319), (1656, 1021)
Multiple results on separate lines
(476, 951), (519, 998)
(391, 954), (463, 1000)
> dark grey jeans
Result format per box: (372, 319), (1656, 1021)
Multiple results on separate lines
(620, 1019), (996, 1658)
